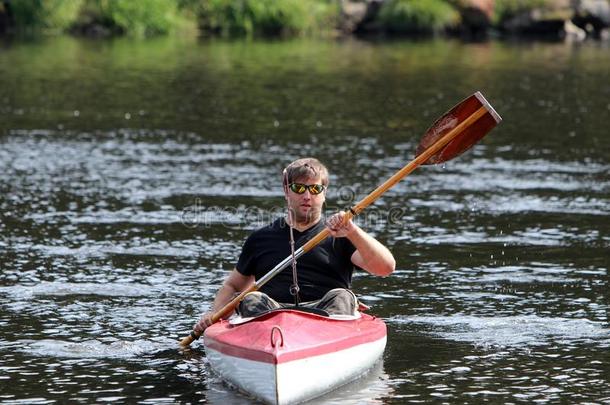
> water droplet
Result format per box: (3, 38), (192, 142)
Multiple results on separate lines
(125, 113), (131, 120)
(316, 121), (322, 128)
(73, 110), (80, 117)
(273, 120), (280, 127)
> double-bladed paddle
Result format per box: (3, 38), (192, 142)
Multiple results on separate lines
(180, 91), (502, 347)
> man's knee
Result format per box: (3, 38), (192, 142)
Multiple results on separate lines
(238, 291), (281, 317)
(317, 288), (358, 315)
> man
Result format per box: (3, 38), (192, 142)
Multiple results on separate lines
(193, 157), (395, 335)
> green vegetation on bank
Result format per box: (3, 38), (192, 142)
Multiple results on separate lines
(493, 0), (552, 24)
(2, 0), (192, 36)
(196, 0), (339, 37)
(7, 0), (84, 32)
(0, 0), (591, 38)
(75, 0), (187, 36)
(377, 0), (459, 34)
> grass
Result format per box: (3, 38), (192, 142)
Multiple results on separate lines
(493, 0), (554, 24)
(4, 0), (192, 37)
(377, 0), (460, 34)
(197, 0), (339, 37)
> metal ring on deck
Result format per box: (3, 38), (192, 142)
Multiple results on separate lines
(270, 326), (284, 348)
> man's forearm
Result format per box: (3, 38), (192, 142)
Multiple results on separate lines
(347, 225), (395, 276)
(210, 283), (239, 314)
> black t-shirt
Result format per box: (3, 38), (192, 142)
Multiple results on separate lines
(236, 217), (358, 303)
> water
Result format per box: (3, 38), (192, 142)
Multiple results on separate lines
(1, 36), (609, 403)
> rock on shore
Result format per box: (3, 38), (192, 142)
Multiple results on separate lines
(339, 0), (610, 39)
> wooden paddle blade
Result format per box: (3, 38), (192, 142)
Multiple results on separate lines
(415, 92), (502, 165)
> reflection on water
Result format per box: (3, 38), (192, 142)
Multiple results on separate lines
(1, 36), (609, 403)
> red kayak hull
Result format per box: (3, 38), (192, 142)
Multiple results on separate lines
(204, 309), (387, 404)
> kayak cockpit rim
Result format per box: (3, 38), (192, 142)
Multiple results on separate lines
(228, 307), (362, 325)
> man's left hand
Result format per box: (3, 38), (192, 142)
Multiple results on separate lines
(326, 211), (356, 238)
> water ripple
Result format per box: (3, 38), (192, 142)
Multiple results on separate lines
(390, 315), (609, 348)
(0, 282), (153, 298)
(21, 338), (175, 359)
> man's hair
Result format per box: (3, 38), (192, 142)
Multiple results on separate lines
(283, 157), (329, 186)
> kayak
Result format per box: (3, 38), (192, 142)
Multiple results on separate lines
(203, 309), (387, 404)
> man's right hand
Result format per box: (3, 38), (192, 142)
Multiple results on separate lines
(190, 270), (255, 337)
(193, 312), (214, 336)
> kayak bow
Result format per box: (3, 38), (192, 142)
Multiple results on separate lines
(204, 309), (387, 404)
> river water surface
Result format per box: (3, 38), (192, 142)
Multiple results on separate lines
(0, 36), (609, 403)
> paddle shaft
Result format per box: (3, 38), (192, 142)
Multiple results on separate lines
(179, 105), (487, 347)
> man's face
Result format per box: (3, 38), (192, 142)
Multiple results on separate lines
(284, 175), (326, 224)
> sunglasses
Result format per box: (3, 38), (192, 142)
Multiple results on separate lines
(288, 183), (326, 195)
